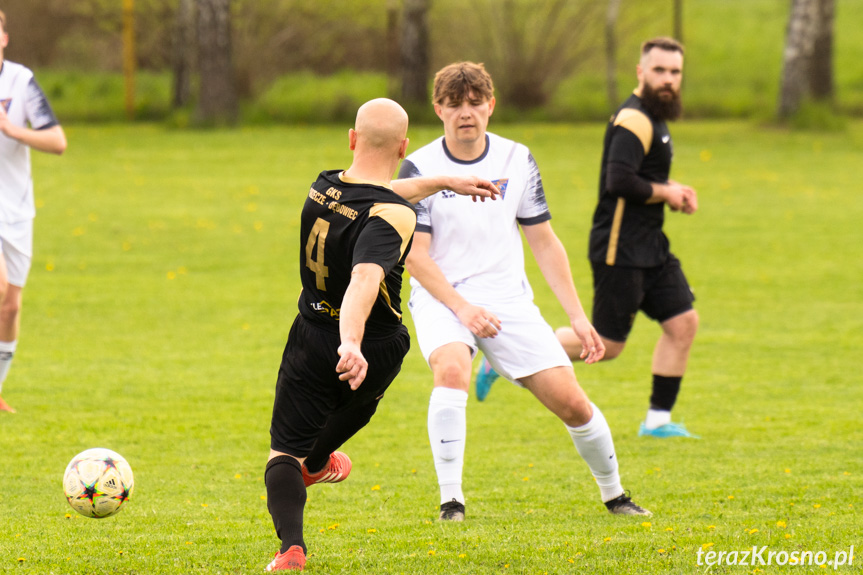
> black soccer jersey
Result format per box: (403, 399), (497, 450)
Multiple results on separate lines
(297, 170), (417, 338)
(589, 93), (673, 268)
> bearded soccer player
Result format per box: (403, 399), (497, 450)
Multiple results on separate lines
(263, 98), (499, 571)
(0, 9), (68, 413)
(556, 37), (700, 438)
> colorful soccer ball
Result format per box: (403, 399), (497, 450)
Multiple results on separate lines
(63, 448), (134, 518)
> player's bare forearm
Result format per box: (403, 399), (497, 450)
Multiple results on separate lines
(392, 175), (500, 204)
(404, 232), (500, 337)
(0, 120), (67, 155)
(337, 263), (385, 389)
(523, 222), (588, 322)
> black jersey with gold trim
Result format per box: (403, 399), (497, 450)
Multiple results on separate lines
(589, 93), (673, 268)
(297, 169), (417, 338)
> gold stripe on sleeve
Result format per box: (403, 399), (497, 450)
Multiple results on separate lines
(606, 198), (626, 266)
(613, 109), (653, 155)
(369, 203), (417, 258)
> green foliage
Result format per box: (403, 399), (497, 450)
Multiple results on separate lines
(1, 120), (861, 573)
(246, 71), (390, 124)
(38, 69), (172, 122)
(14, 0), (863, 123)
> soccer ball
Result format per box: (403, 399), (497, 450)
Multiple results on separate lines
(63, 448), (134, 518)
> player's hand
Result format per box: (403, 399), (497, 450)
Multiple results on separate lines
(666, 180), (697, 214)
(447, 176), (501, 203)
(456, 304), (502, 338)
(336, 342), (369, 390)
(571, 316), (605, 364)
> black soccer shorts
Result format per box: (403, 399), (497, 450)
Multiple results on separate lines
(590, 253), (695, 342)
(269, 315), (410, 457)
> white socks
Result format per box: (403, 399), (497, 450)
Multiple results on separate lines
(428, 387), (468, 505)
(0, 340), (17, 394)
(644, 408), (672, 429)
(566, 403), (624, 503)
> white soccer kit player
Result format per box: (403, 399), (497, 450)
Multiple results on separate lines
(400, 132), (632, 512)
(399, 132), (571, 382)
(0, 60), (60, 286)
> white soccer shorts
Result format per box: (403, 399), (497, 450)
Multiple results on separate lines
(408, 288), (572, 384)
(0, 219), (34, 287)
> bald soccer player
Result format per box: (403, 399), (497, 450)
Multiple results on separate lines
(262, 98), (500, 571)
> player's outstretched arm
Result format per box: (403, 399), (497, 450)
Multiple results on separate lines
(337, 263), (386, 390)
(522, 221), (605, 363)
(391, 175), (500, 205)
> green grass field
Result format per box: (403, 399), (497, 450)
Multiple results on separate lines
(1, 120), (861, 574)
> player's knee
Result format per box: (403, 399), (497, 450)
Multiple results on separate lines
(561, 393), (593, 427)
(0, 296), (21, 323)
(669, 310), (698, 344)
(433, 361), (470, 390)
(602, 340), (625, 360)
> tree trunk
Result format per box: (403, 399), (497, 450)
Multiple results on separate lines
(809, 0), (834, 102)
(605, 0), (622, 111)
(172, 0), (194, 109)
(401, 0), (430, 105)
(386, 0), (401, 99)
(779, 0), (820, 118)
(195, 0), (238, 125)
(673, 0), (684, 44)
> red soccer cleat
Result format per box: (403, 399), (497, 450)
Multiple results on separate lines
(301, 451), (352, 487)
(265, 545), (306, 571)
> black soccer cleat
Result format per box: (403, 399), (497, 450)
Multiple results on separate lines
(604, 492), (652, 516)
(439, 498), (466, 521)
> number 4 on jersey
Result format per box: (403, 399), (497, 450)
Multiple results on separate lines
(305, 218), (330, 290)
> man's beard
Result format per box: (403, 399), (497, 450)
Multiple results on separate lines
(641, 83), (682, 121)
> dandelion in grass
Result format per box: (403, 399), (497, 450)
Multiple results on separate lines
(328, 523), (339, 530)
(641, 522), (651, 528)
(371, 485), (381, 491)
(604, 537), (611, 542)
(459, 554), (466, 559)
(702, 543), (714, 550)
(785, 468), (791, 473)
(428, 550), (436, 556)
(665, 527), (673, 532)
(748, 529), (758, 535)
(776, 521), (786, 528)
(707, 525), (716, 530)
(813, 504), (821, 509)
(728, 495), (735, 500)
(367, 528), (376, 533)
(167, 271), (177, 280)
(568, 559), (575, 564)
(658, 549), (666, 554)
(785, 534), (792, 539)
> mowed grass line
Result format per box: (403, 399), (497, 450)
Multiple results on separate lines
(0, 121), (860, 574)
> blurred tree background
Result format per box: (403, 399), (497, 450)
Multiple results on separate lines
(0, 0), (859, 125)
